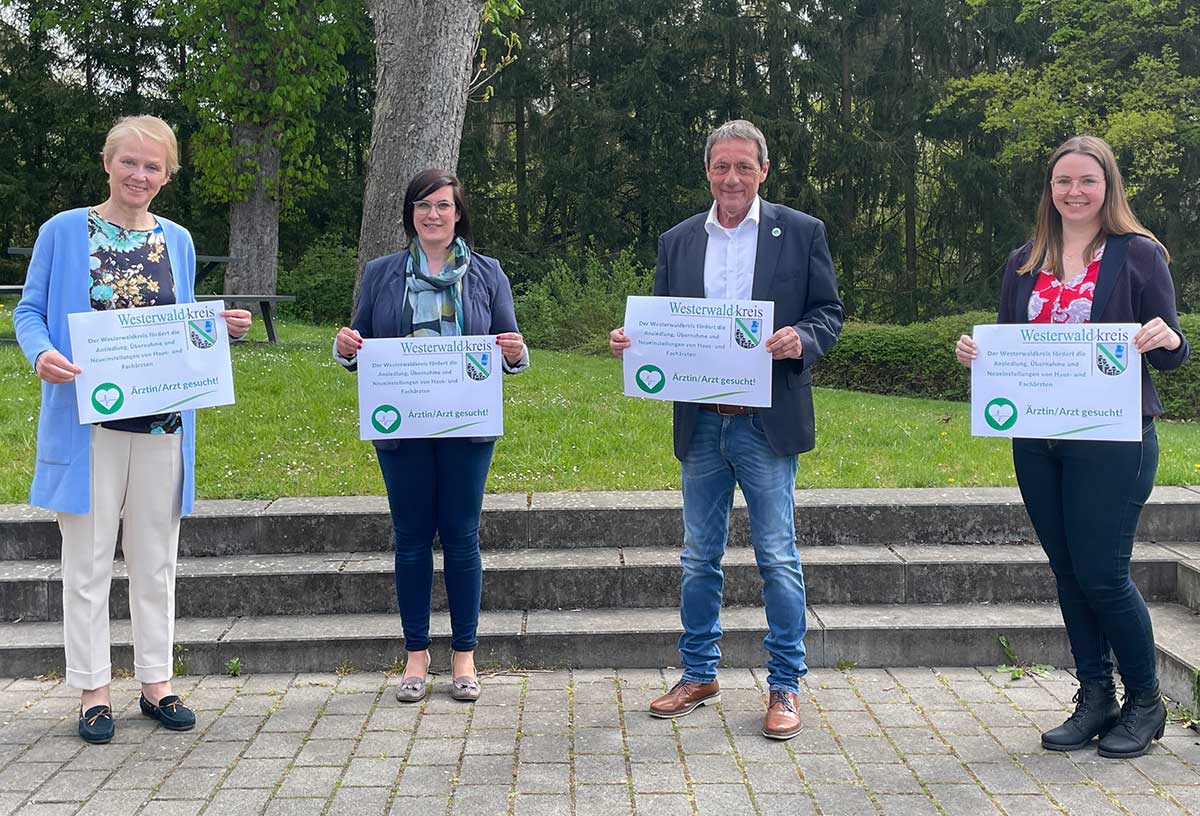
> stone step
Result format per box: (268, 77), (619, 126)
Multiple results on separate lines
(1152, 602), (1200, 711)
(4, 487), (1200, 560)
(3, 544), (1188, 623)
(1, 603), (1197, 707)
(1179, 551), (1200, 614)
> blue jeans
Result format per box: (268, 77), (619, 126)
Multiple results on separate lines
(679, 409), (806, 692)
(376, 439), (495, 653)
(1012, 420), (1159, 690)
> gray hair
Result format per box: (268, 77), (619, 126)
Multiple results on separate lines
(703, 120), (768, 169)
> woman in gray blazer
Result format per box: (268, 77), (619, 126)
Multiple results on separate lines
(335, 169), (528, 703)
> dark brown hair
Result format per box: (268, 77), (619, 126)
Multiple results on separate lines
(402, 169), (473, 248)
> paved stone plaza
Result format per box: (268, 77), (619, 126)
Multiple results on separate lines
(0, 667), (1198, 815)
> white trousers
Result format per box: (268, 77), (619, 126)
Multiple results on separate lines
(56, 426), (183, 689)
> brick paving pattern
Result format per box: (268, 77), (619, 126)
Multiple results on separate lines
(0, 667), (1197, 815)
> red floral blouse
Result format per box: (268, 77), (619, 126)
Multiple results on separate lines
(1027, 246), (1103, 324)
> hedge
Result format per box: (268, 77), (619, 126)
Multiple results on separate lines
(815, 311), (1200, 420)
(277, 240), (358, 325)
(513, 249), (653, 354)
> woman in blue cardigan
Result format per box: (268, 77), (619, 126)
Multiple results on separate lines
(335, 169), (528, 703)
(957, 136), (1188, 759)
(14, 115), (251, 744)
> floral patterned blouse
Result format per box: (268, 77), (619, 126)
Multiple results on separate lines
(1027, 245), (1104, 324)
(88, 209), (181, 435)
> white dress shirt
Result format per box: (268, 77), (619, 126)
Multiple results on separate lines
(703, 196), (760, 300)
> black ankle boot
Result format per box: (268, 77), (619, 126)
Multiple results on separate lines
(1041, 681), (1120, 751)
(1096, 685), (1167, 759)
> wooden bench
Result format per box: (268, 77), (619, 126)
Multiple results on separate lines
(4, 248), (296, 344)
(7, 247), (235, 282)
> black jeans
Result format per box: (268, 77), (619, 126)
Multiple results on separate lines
(1012, 420), (1159, 690)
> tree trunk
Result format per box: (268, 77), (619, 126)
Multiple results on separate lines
(515, 94), (527, 240)
(838, 22), (857, 317)
(122, 1), (140, 103)
(356, 0), (485, 294)
(175, 43), (193, 226)
(725, 1), (738, 120)
(224, 122), (280, 297)
(901, 8), (918, 322)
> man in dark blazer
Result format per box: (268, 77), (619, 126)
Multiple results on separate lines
(611, 120), (844, 740)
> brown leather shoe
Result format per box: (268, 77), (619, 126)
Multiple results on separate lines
(762, 690), (802, 740)
(649, 679), (720, 719)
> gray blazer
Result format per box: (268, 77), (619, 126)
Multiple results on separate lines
(654, 200), (844, 459)
(340, 249), (527, 447)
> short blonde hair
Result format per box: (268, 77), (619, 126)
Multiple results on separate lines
(101, 115), (180, 176)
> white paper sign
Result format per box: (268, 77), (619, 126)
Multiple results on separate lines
(357, 335), (503, 439)
(68, 301), (235, 424)
(621, 296), (774, 407)
(971, 323), (1142, 441)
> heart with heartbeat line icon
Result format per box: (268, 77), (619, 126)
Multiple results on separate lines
(91, 383), (124, 415)
(371, 405), (401, 434)
(635, 365), (666, 394)
(984, 398), (1018, 431)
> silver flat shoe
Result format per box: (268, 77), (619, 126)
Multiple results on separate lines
(450, 675), (481, 702)
(395, 675), (428, 703)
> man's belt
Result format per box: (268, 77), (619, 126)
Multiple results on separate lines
(700, 403), (757, 416)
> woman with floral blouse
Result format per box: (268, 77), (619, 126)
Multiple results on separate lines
(14, 115), (252, 744)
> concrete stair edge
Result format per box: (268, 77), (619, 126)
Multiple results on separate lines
(4, 487), (1200, 559)
(1, 544), (1187, 622)
(2, 602), (1198, 708)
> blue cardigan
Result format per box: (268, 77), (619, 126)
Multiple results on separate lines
(14, 208), (199, 515)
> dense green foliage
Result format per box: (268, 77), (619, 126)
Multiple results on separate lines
(164, 0), (348, 214)
(1151, 314), (1200, 421)
(513, 250), (653, 354)
(815, 312), (994, 402)
(462, 0), (1200, 321)
(0, 0), (372, 267)
(2, 1), (1198, 321)
(277, 239), (359, 324)
(816, 312), (1200, 420)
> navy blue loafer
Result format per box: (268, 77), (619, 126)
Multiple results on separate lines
(139, 694), (196, 731)
(79, 704), (114, 744)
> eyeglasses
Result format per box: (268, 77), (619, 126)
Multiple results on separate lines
(414, 200), (455, 215)
(1052, 176), (1104, 192)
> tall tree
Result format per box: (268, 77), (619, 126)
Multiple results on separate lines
(355, 0), (485, 285)
(355, 0), (520, 289)
(167, 0), (346, 296)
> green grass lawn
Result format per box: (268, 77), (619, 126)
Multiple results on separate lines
(2, 300), (1198, 501)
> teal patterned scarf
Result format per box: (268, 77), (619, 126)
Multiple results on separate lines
(404, 237), (469, 337)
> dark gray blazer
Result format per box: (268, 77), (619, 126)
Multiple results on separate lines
(345, 248), (525, 447)
(654, 200), (845, 459)
(998, 234), (1189, 417)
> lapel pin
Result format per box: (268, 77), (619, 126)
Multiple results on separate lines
(771, 227), (782, 237)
